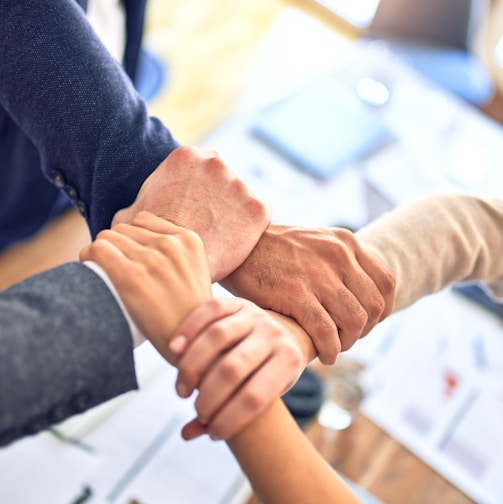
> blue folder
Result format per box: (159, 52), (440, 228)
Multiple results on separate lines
(251, 75), (393, 180)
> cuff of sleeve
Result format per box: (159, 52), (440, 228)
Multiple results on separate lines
(83, 261), (146, 348)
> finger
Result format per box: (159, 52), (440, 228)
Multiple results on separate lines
(81, 237), (134, 281)
(175, 302), (254, 398)
(170, 298), (243, 356)
(324, 284), (368, 352)
(205, 356), (301, 441)
(193, 331), (274, 423)
(333, 242), (390, 335)
(355, 248), (396, 327)
(294, 296), (341, 365)
(110, 221), (181, 250)
(93, 229), (153, 262)
(128, 211), (187, 235)
(181, 418), (209, 441)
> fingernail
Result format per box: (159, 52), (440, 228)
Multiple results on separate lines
(209, 432), (222, 441)
(176, 381), (190, 397)
(170, 335), (187, 354)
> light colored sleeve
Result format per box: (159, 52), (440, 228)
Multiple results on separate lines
(356, 193), (503, 312)
(83, 261), (146, 347)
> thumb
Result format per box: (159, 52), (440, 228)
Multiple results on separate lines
(111, 206), (134, 227)
(79, 244), (93, 262)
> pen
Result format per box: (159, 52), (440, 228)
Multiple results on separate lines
(69, 485), (93, 504)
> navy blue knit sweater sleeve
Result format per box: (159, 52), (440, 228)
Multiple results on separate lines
(0, 0), (179, 236)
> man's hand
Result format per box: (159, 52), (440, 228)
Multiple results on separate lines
(220, 224), (395, 365)
(169, 297), (308, 441)
(112, 145), (271, 282)
(80, 212), (212, 363)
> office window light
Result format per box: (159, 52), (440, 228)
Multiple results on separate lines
(312, 0), (381, 29)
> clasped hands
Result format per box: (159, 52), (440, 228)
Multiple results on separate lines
(81, 145), (395, 441)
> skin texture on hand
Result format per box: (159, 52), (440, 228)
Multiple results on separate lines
(169, 297), (309, 441)
(221, 224), (395, 365)
(81, 213), (312, 443)
(79, 212), (212, 364)
(112, 145), (271, 282)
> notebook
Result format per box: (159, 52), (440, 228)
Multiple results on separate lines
(251, 75), (393, 180)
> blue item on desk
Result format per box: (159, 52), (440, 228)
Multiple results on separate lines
(135, 49), (167, 102)
(251, 76), (393, 180)
(452, 283), (503, 319)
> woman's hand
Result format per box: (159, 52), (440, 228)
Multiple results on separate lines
(80, 211), (212, 364)
(170, 297), (309, 441)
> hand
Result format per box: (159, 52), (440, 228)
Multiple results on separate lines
(169, 297), (307, 441)
(80, 211), (212, 363)
(112, 145), (271, 282)
(220, 224), (395, 365)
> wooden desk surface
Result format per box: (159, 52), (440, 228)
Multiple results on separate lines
(0, 1), (491, 502)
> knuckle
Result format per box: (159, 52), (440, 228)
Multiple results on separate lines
(330, 229), (356, 251)
(241, 389), (264, 412)
(219, 355), (245, 381)
(299, 303), (331, 334)
(315, 330), (342, 365)
(383, 269), (396, 296)
(335, 227), (355, 241)
(350, 306), (369, 332)
(177, 363), (201, 390)
(110, 222), (130, 234)
(89, 238), (108, 254)
(138, 251), (167, 280)
(317, 332), (341, 363)
(368, 295), (386, 320)
(282, 273), (308, 297)
(95, 228), (115, 241)
(284, 344), (304, 370)
(179, 226), (200, 243)
(174, 144), (192, 159)
(131, 210), (152, 225)
(205, 153), (227, 174)
(246, 194), (269, 222)
(208, 297), (236, 315)
(194, 396), (210, 419)
(207, 324), (229, 347)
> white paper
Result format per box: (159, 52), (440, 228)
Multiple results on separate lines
(0, 350), (247, 504)
(360, 291), (503, 504)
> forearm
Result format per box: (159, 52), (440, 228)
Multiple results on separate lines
(223, 313), (360, 503)
(228, 399), (361, 504)
(356, 193), (503, 312)
(0, 0), (178, 235)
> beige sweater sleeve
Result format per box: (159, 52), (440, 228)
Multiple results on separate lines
(356, 193), (503, 312)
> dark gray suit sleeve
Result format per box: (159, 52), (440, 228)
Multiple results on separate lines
(0, 263), (138, 447)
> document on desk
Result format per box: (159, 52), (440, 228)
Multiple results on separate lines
(0, 348), (248, 504)
(357, 290), (503, 504)
(84, 365), (246, 504)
